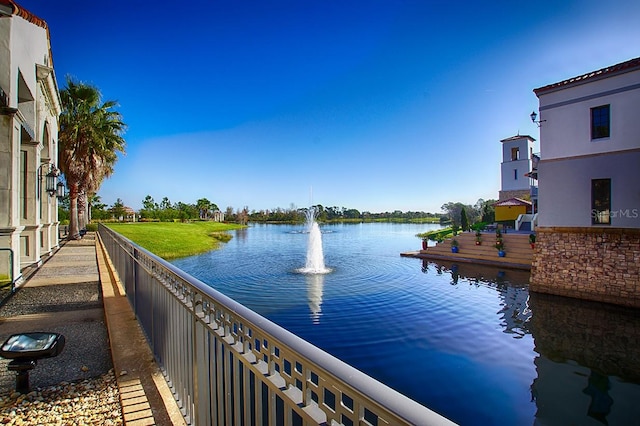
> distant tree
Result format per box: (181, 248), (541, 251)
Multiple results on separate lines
(139, 195), (157, 220)
(176, 202), (198, 221)
(196, 198), (211, 219)
(111, 198), (126, 220)
(142, 195), (156, 211)
(483, 200), (496, 223)
(236, 206), (249, 225)
(224, 206), (235, 222)
(461, 207), (469, 231)
(344, 208), (361, 219)
(90, 195), (110, 220)
(160, 197), (172, 210)
(441, 202), (464, 226)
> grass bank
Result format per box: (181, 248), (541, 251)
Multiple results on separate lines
(106, 221), (245, 259)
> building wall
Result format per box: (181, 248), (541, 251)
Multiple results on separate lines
(495, 205), (527, 222)
(538, 70), (640, 160)
(531, 227), (640, 308)
(0, 8), (60, 283)
(538, 150), (640, 228)
(532, 60), (640, 307)
(500, 137), (533, 192)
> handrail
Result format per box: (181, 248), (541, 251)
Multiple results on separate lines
(98, 223), (455, 426)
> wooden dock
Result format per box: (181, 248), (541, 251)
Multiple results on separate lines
(401, 231), (533, 270)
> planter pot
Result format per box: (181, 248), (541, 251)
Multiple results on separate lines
(422, 241), (428, 250)
(498, 250), (506, 257)
(530, 243), (535, 249)
(451, 246), (459, 253)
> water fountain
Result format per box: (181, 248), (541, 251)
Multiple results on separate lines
(298, 206), (330, 274)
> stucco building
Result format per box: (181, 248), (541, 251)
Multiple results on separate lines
(498, 134), (536, 202)
(0, 0), (62, 284)
(530, 57), (640, 308)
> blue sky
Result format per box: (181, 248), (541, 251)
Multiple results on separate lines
(20, 0), (640, 213)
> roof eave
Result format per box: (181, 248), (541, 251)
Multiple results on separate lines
(533, 56), (640, 97)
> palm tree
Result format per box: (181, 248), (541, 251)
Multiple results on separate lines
(196, 198), (211, 220)
(58, 76), (126, 239)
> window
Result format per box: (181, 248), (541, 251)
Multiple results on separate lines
(514, 169), (518, 180)
(591, 179), (611, 225)
(511, 147), (519, 161)
(20, 150), (27, 219)
(591, 105), (610, 139)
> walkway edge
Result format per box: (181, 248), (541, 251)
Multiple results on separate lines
(96, 234), (186, 426)
(401, 251), (532, 270)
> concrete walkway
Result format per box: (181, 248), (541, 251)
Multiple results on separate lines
(0, 233), (184, 425)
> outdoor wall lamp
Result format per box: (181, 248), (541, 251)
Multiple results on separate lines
(530, 111), (546, 127)
(56, 180), (66, 199)
(38, 162), (59, 197)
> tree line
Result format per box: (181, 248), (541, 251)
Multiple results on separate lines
(70, 195), (497, 226)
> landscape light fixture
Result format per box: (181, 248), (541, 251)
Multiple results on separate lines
(38, 162), (59, 197)
(530, 111), (546, 127)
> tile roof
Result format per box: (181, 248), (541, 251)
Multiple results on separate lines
(534, 56), (640, 96)
(493, 198), (532, 207)
(0, 0), (48, 30)
(0, 1), (54, 68)
(500, 134), (535, 143)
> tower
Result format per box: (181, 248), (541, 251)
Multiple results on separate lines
(499, 135), (535, 201)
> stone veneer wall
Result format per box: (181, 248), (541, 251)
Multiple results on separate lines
(498, 189), (530, 201)
(531, 227), (640, 308)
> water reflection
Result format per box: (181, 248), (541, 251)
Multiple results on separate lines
(529, 292), (640, 425)
(422, 260), (532, 337)
(424, 260), (640, 425)
(305, 273), (324, 324)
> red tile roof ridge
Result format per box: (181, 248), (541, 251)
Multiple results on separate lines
(493, 198), (532, 207)
(534, 56), (640, 95)
(1, 1), (54, 69)
(0, 0), (48, 31)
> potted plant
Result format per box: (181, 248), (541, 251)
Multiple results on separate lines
(451, 238), (459, 253)
(529, 233), (536, 249)
(495, 239), (505, 257)
(495, 228), (502, 240)
(475, 230), (482, 245)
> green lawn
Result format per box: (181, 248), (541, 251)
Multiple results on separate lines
(106, 221), (245, 259)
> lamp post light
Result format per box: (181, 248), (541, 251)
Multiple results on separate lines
(38, 163), (60, 197)
(530, 110), (546, 127)
(56, 181), (65, 200)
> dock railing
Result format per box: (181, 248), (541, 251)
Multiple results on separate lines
(98, 224), (455, 426)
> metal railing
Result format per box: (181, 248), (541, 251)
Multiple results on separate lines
(98, 224), (454, 426)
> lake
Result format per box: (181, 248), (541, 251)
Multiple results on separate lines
(172, 222), (640, 425)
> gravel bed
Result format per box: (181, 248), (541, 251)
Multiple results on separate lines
(0, 370), (122, 425)
(0, 284), (102, 317)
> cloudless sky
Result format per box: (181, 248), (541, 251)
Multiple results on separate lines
(19, 0), (640, 213)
